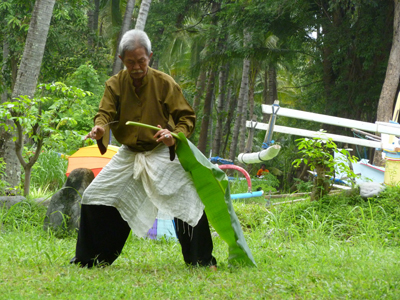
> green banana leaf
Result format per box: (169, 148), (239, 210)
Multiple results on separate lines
(126, 122), (256, 266)
(175, 132), (256, 266)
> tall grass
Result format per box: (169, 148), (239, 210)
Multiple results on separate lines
(29, 151), (68, 193)
(1, 187), (400, 298)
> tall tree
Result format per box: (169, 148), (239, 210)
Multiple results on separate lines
(373, 0), (399, 165)
(111, 0), (136, 75)
(222, 86), (236, 157)
(212, 63), (229, 157)
(244, 64), (258, 154)
(192, 70), (207, 113)
(135, 0), (152, 31)
(262, 65), (277, 122)
(196, 0), (221, 155)
(0, 0), (56, 191)
(87, 0), (100, 49)
(376, 0), (400, 123)
(229, 30), (251, 162)
(1, 40), (8, 104)
(197, 67), (217, 154)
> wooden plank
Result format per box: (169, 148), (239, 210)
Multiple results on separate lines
(262, 105), (400, 136)
(246, 121), (381, 148)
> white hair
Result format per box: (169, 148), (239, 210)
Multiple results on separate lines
(119, 29), (152, 58)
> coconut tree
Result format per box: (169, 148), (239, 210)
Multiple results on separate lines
(111, 0), (136, 75)
(196, 1), (221, 155)
(87, 0), (100, 49)
(0, 0), (56, 192)
(212, 63), (229, 157)
(135, 0), (152, 30)
(228, 29), (251, 163)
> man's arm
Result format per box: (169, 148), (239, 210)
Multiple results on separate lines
(92, 82), (119, 154)
(164, 83), (196, 138)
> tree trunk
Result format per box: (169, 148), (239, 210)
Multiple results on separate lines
(222, 87), (235, 157)
(192, 69), (207, 113)
(197, 68), (217, 155)
(87, 0), (99, 48)
(238, 74), (250, 154)
(12, 0), (55, 100)
(135, 0), (152, 31)
(263, 65), (277, 123)
(10, 55), (18, 91)
(212, 63), (229, 157)
(13, 117), (44, 197)
(229, 57), (250, 162)
(93, 0), (100, 32)
(244, 66), (258, 154)
(267, 67), (277, 105)
(311, 163), (331, 201)
(87, 4), (94, 47)
(373, 0), (400, 166)
(2, 0), (56, 192)
(376, 1), (399, 122)
(112, 0), (136, 75)
(1, 40), (8, 104)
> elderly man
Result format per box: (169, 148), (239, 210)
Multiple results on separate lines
(70, 29), (217, 269)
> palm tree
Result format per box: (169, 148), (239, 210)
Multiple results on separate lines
(229, 29), (251, 163)
(212, 63), (229, 157)
(196, 3), (221, 155)
(111, 0), (136, 75)
(87, 0), (100, 49)
(1, 0), (56, 191)
(135, 0), (152, 30)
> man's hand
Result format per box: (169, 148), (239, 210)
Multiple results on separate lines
(154, 125), (175, 147)
(85, 125), (105, 140)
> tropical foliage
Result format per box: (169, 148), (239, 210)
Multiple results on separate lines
(0, 0), (397, 195)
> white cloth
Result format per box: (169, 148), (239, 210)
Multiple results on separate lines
(81, 145), (205, 237)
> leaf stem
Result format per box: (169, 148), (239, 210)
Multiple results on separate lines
(125, 121), (181, 140)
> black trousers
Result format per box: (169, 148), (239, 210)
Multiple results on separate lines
(72, 204), (216, 268)
(174, 212), (217, 267)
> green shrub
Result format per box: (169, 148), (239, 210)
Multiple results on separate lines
(30, 151), (68, 192)
(0, 200), (47, 231)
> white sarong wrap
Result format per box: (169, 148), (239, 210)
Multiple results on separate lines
(81, 145), (205, 237)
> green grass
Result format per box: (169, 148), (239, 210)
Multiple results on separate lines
(1, 188), (400, 299)
(29, 151), (68, 192)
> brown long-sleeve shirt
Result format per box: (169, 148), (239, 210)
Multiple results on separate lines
(94, 67), (196, 153)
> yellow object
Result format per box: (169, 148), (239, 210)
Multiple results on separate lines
(384, 159), (400, 186)
(66, 144), (119, 177)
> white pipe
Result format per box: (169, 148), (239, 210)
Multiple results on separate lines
(238, 145), (281, 164)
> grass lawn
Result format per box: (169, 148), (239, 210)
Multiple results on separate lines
(1, 187), (400, 299)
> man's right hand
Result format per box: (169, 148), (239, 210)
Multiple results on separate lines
(85, 125), (105, 140)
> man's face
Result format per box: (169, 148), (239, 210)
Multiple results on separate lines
(119, 47), (153, 81)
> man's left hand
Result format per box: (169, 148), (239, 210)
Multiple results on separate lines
(154, 125), (175, 147)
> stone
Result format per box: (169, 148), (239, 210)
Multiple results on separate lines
(33, 197), (51, 207)
(0, 196), (26, 209)
(43, 168), (94, 233)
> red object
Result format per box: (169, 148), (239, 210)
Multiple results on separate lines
(66, 145), (119, 177)
(218, 164), (252, 192)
